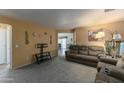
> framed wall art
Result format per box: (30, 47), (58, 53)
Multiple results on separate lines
(88, 29), (105, 41)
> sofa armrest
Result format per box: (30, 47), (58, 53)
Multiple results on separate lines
(97, 53), (105, 59)
(97, 62), (112, 72)
(107, 66), (124, 81)
(95, 67), (110, 83)
(65, 51), (70, 56)
(99, 57), (118, 65)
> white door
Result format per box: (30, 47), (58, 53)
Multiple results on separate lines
(0, 28), (7, 64)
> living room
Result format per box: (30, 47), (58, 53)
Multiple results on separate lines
(0, 9), (124, 83)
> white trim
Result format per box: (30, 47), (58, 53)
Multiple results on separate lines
(8, 25), (13, 69)
(7, 24), (13, 69)
(0, 23), (12, 69)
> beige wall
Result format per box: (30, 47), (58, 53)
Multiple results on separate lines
(75, 21), (124, 47)
(0, 16), (57, 69)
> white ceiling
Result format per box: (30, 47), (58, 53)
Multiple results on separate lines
(0, 9), (124, 29)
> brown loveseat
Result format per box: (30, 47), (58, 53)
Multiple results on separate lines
(95, 62), (124, 83)
(65, 45), (104, 67)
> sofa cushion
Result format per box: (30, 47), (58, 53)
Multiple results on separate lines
(69, 45), (79, 54)
(108, 66), (124, 81)
(79, 45), (88, 55)
(70, 49), (78, 54)
(77, 55), (98, 62)
(79, 51), (88, 55)
(68, 54), (79, 59)
(89, 50), (103, 56)
(89, 46), (104, 51)
(88, 46), (104, 56)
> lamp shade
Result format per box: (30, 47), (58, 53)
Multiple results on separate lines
(113, 32), (122, 40)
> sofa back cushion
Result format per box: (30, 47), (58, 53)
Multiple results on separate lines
(79, 45), (88, 55)
(69, 45), (79, 54)
(88, 46), (104, 56)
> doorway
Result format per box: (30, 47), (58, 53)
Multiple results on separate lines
(58, 33), (74, 56)
(0, 24), (12, 69)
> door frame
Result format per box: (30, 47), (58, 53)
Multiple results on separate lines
(57, 32), (75, 56)
(0, 23), (12, 69)
(8, 24), (12, 69)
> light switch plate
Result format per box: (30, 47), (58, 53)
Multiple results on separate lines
(15, 44), (20, 48)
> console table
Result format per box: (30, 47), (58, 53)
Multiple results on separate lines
(35, 43), (52, 64)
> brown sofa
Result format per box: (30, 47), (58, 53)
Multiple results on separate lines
(95, 62), (124, 83)
(65, 45), (104, 67)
